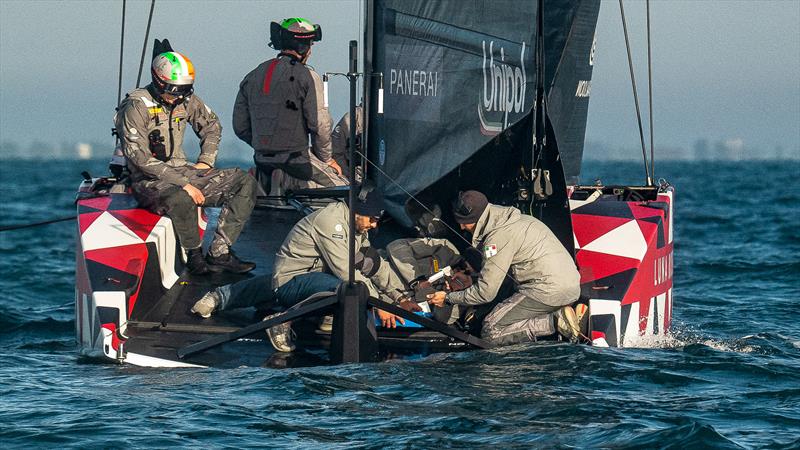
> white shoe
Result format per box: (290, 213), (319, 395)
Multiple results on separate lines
(264, 313), (295, 352)
(191, 290), (220, 319)
(318, 315), (334, 333)
(555, 306), (580, 342)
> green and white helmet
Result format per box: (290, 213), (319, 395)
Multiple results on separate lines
(151, 51), (195, 98)
(269, 17), (322, 54)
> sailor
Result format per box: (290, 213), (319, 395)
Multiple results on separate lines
(330, 105), (363, 181)
(426, 190), (583, 345)
(115, 41), (257, 275)
(191, 186), (415, 352)
(233, 17), (347, 196)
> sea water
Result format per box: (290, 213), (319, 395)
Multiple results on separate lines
(0, 159), (798, 448)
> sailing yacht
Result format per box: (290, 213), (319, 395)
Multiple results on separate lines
(75, 0), (673, 367)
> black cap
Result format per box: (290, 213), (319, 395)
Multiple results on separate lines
(452, 190), (488, 224)
(350, 185), (385, 218)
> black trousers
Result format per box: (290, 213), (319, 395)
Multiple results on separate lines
(133, 166), (257, 252)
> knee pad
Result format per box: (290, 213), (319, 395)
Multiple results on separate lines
(355, 246), (381, 278)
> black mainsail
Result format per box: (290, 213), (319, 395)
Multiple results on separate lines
(364, 0), (600, 245)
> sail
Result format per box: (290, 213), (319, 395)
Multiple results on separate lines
(365, 0), (600, 224)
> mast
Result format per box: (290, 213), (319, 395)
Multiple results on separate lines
(362, 0), (375, 180)
(347, 40), (358, 286)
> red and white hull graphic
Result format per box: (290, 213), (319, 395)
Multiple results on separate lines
(571, 189), (674, 347)
(74, 186), (204, 365)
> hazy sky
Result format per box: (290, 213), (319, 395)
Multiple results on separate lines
(0, 0), (798, 155)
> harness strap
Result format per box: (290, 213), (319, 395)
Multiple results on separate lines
(262, 58), (281, 95)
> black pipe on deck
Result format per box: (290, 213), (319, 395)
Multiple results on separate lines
(329, 40), (377, 364)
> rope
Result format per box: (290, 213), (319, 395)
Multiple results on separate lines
(646, 0), (655, 180)
(618, 0), (652, 186)
(135, 0), (156, 88)
(116, 0), (126, 107)
(0, 216), (75, 232)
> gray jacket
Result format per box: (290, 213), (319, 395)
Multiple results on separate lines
(385, 238), (460, 286)
(446, 204), (580, 307)
(115, 86), (221, 187)
(330, 105), (363, 167)
(233, 55), (332, 162)
(273, 202), (405, 303)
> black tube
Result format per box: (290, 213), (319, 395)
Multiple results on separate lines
(135, 0), (156, 88)
(116, 0), (126, 107)
(348, 40), (358, 286)
(533, 0), (546, 170)
(646, 0), (655, 180)
(619, 0), (652, 186)
(0, 215), (75, 232)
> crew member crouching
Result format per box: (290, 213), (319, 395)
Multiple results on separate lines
(427, 190), (582, 345)
(191, 187), (415, 352)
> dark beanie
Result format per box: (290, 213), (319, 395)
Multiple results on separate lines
(452, 190), (488, 224)
(350, 187), (386, 218)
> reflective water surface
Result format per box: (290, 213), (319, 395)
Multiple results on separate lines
(1, 159), (798, 448)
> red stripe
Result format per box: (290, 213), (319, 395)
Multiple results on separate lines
(262, 59), (280, 95)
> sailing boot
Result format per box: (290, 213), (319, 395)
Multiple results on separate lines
(555, 305), (581, 342)
(191, 289), (220, 319)
(575, 303), (590, 339)
(186, 248), (211, 275)
(206, 249), (256, 274)
(264, 313), (295, 352)
(317, 315), (334, 333)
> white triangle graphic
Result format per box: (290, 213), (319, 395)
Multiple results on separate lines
(145, 216), (181, 289)
(81, 211), (144, 251)
(581, 220), (647, 261)
(573, 233), (580, 250)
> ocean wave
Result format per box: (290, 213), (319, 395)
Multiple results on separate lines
(616, 420), (743, 449)
(0, 314), (74, 337)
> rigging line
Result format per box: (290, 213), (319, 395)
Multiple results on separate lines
(0, 216), (75, 232)
(355, 150), (521, 289)
(646, 0), (655, 180)
(358, 0), (365, 94)
(135, 0), (156, 88)
(116, 0), (127, 107)
(618, 0), (652, 186)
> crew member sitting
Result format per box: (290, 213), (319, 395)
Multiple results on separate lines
(191, 187), (415, 352)
(115, 39), (257, 275)
(427, 190), (582, 345)
(330, 105), (363, 181)
(233, 17), (347, 197)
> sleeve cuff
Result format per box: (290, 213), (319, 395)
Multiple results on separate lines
(444, 292), (460, 305)
(197, 151), (217, 167)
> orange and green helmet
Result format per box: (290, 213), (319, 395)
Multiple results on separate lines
(151, 51), (195, 97)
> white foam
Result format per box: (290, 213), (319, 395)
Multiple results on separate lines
(620, 326), (760, 353)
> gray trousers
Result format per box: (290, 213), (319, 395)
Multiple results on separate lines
(254, 148), (348, 194)
(480, 292), (563, 346)
(132, 166), (257, 255)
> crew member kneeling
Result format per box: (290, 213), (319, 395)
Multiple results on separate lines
(192, 187), (412, 352)
(427, 190), (581, 345)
